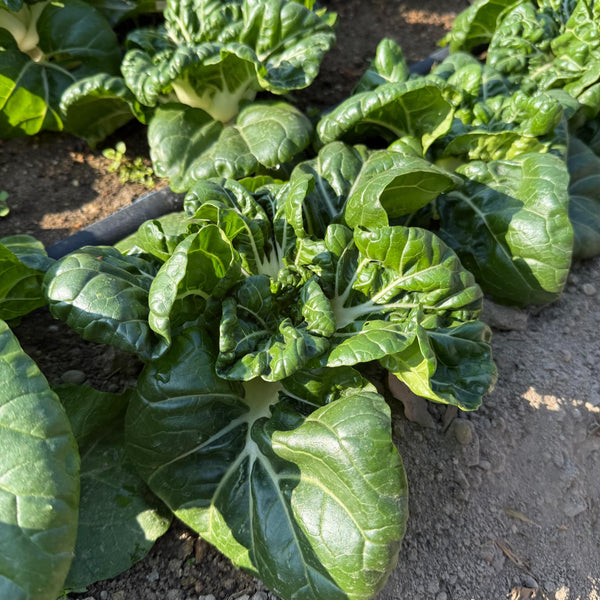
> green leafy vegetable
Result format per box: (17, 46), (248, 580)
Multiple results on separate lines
(125, 325), (408, 600)
(56, 384), (171, 590)
(0, 320), (79, 600)
(0, 0), (121, 137)
(0, 235), (53, 320)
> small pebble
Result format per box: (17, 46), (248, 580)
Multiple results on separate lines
(522, 575), (539, 588)
(561, 350), (572, 363)
(582, 283), (597, 296)
(198, 595), (216, 600)
(47, 323), (60, 333)
(146, 568), (160, 582)
(454, 419), (474, 446)
(61, 369), (86, 384)
(112, 593), (125, 600)
(71, 179), (80, 187)
(100, 593), (108, 600)
(436, 593), (448, 600)
(478, 459), (492, 471)
(251, 593), (268, 600)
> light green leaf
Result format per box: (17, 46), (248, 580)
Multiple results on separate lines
(438, 152), (573, 305)
(354, 38), (409, 94)
(0, 320), (79, 600)
(344, 150), (459, 228)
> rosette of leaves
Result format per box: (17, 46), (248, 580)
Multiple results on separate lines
(42, 167), (495, 599)
(62, 0), (335, 182)
(443, 0), (600, 118)
(0, 0), (121, 137)
(315, 39), (573, 306)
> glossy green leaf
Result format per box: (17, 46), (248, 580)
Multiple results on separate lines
(55, 385), (171, 590)
(438, 152), (573, 305)
(0, 0), (121, 137)
(148, 101), (312, 192)
(148, 224), (243, 345)
(0, 320), (79, 600)
(0, 235), (53, 320)
(440, 0), (522, 53)
(310, 224), (494, 410)
(286, 142), (367, 238)
(216, 275), (332, 381)
(354, 38), (409, 93)
(344, 150), (460, 228)
(125, 325), (408, 600)
(121, 0), (335, 121)
(43, 247), (162, 360)
(316, 80), (455, 153)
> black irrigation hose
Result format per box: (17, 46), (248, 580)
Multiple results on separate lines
(46, 187), (185, 259)
(45, 47), (450, 260)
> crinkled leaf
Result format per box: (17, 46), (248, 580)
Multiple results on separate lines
(0, 0), (121, 137)
(216, 275), (332, 381)
(567, 136), (600, 259)
(54, 384), (171, 590)
(486, 3), (558, 90)
(122, 0), (335, 120)
(316, 80), (455, 153)
(313, 224), (494, 409)
(382, 321), (496, 410)
(286, 142), (367, 238)
(148, 224), (243, 345)
(122, 41), (260, 121)
(43, 247), (162, 360)
(437, 152), (573, 305)
(0, 235), (53, 320)
(0, 320), (79, 600)
(148, 101), (312, 192)
(240, 0), (337, 93)
(125, 325), (407, 600)
(440, 0), (522, 53)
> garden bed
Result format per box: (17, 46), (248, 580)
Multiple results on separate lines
(0, 0), (598, 599)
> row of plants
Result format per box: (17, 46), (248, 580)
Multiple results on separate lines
(2, 0), (600, 599)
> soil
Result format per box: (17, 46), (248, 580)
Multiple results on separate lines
(1, 1), (599, 600)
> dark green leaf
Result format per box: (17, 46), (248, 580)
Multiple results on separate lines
(43, 247), (162, 360)
(0, 235), (52, 320)
(55, 384), (171, 590)
(125, 325), (407, 600)
(0, 0), (121, 137)
(567, 136), (600, 259)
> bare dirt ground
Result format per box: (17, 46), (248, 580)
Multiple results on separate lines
(1, 1), (598, 599)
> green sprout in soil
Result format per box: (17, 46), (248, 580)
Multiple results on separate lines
(102, 141), (156, 188)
